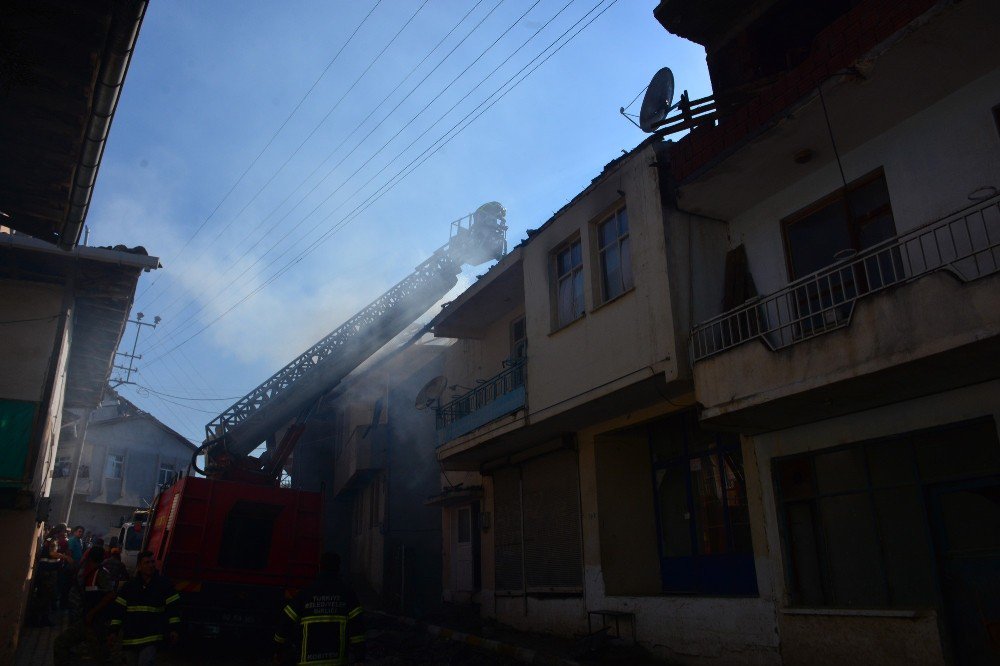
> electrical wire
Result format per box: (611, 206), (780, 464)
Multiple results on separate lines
(148, 0), (430, 314)
(145, 0), (620, 363)
(142, 0), (574, 354)
(138, 0), (385, 305)
(133, 383), (243, 402)
(148, 0), (510, 331)
(0, 314), (61, 325)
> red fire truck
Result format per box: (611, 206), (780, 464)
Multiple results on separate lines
(141, 205), (506, 635)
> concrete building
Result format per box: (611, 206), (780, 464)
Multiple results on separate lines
(0, 237), (158, 655)
(429, 138), (754, 653)
(427, 0), (1000, 663)
(310, 335), (451, 616)
(0, 0), (150, 657)
(49, 392), (196, 538)
(661, 0), (1000, 662)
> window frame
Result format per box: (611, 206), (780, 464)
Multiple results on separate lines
(649, 412), (758, 596)
(772, 417), (1000, 610)
(157, 463), (176, 487)
(780, 168), (895, 281)
(105, 453), (124, 479)
(595, 205), (633, 303)
(510, 316), (527, 360)
(53, 455), (72, 479)
(551, 235), (585, 330)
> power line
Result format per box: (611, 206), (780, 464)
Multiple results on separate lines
(149, 0), (431, 316)
(0, 314), (61, 325)
(143, 0), (543, 350)
(149, 0), (509, 330)
(138, 0), (385, 306)
(133, 383), (243, 402)
(144, 0), (618, 364)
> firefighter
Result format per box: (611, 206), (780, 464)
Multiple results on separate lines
(108, 550), (181, 665)
(53, 546), (116, 665)
(274, 552), (365, 665)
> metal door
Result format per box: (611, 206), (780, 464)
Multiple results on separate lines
(929, 477), (1000, 665)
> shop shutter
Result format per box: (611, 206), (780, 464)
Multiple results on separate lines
(493, 466), (523, 592)
(521, 449), (583, 592)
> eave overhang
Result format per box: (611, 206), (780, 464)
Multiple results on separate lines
(0, 0), (148, 249)
(430, 247), (524, 339)
(0, 232), (160, 409)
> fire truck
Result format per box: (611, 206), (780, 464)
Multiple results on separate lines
(141, 204), (507, 634)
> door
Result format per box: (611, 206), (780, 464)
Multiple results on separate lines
(929, 477), (1000, 665)
(452, 505), (474, 591)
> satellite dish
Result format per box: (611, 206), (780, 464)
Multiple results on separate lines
(415, 376), (448, 410)
(639, 67), (675, 132)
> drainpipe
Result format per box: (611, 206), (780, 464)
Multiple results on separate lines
(60, 0), (148, 249)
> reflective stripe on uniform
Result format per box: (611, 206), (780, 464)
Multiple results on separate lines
(301, 615), (346, 624)
(121, 634), (164, 646)
(125, 605), (165, 613)
(283, 605), (299, 621)
(109, 619), (122, 627)
(115, 597), (128, 606)
(165, 593), (180, 604)
(348, 635), (365, 644)
(168, 616), (181, 624)
(274, 633), (286, 644)
(347, 606), (362, 619)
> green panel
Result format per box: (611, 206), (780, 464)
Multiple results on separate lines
(0, 399), (39, 485)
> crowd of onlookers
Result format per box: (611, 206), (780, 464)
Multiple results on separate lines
(29, 524), (129, 628)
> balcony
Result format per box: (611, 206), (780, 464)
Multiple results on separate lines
(332, 425), (387, 497)
(436, 358), (526, 446)
(691, 195), (1000, 430)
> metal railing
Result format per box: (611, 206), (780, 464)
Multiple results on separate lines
(691, 194), (1000, 361)
(436, 358), (526, 430)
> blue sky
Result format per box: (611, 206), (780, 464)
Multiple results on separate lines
(88, 0), (710, 443)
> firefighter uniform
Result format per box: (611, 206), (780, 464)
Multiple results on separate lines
(274, 572), (365, 665)
(108, 572), (181, 650)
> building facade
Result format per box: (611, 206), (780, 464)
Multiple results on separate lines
(427, 0), (1000, 663)
(312, 337), (450, 616)
(49, 393), (196, 539)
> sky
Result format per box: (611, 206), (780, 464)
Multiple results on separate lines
(88, 0), (711, 444)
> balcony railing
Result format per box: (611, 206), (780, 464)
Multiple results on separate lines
(436, 358), (526, 432)
(691, 194), (1000, 362)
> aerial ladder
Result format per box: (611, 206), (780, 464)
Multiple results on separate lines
(143, 204), (506, 635)
(192, 201), (507, 481)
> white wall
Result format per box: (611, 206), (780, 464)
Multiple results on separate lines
(727, 68), (1000, 301)
(522, 144), (680, 421)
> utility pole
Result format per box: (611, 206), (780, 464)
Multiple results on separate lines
(110, 312), (160, 387)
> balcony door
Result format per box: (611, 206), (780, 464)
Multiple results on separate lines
(781, 169), (899, 334)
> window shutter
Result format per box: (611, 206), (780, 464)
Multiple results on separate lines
(493, 466), (523, 592)
(521, 449), (583, 592)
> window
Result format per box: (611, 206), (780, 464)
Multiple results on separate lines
(774, 418), (999, 608)
(650, 412), (757, 595)
(782, 170), (899, 334)
(105, 454), (124, 479)
(553, 238), (584, 328)
(597, 207), (633, 301)
(53, 456), (71, 479)
(782, 169), (896, 280)
(510, 316), (526, 360)
(218, 501), (283, 569)
(157, 463), (176, 487)
(494, 449), (583, 593)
